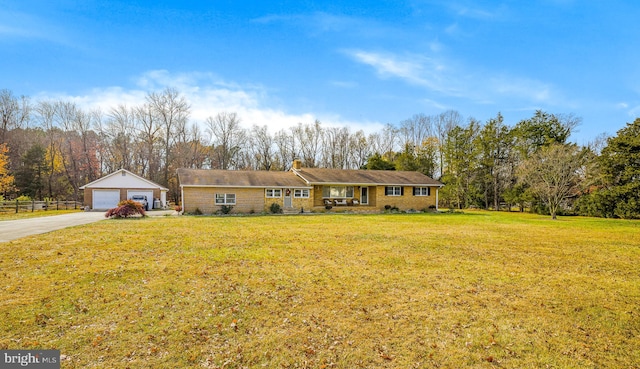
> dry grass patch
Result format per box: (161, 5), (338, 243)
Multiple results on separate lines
(1, 212), (639, 368)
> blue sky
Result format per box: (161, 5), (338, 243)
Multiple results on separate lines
(1, 0), (639, 144)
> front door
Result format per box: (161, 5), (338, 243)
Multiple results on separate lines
(361, 187), (369, 205)
(284, 189), (292, 208)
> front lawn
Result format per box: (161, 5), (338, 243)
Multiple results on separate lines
(1, 212), (638, 368)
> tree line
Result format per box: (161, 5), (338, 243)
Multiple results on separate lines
(1, 88), (638, 218)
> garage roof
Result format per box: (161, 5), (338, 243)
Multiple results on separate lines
(79, 169), (169, 190)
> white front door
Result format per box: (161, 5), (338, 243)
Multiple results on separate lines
(361, 187), (369, 205)
(284, 189), (292, 208)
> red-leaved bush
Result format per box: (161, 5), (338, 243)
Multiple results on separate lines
(105, 199), (146, 218)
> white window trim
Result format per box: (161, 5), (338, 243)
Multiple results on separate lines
(413, 187), (431, 196)
(266, 188), (282, 198)
(385, 186), (402, 196)
(294, 189), (310, 198)
(322, 185), (355, 198)
(215, 193), (236, 205)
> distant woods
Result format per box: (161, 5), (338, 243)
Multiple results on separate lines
(1, 88), (638, 218)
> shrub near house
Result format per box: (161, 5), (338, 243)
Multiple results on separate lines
(105, 199), (146, 218)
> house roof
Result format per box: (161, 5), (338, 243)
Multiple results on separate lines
(293, 168), (444, 186)
(177, 168), (310, 188)
(79, 169), (169, 190)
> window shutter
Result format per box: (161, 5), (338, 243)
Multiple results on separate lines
(428, 187), (431, 196)
(400, 187), (404, 196)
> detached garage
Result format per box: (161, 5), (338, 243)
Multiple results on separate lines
(80, 169), (169, 210)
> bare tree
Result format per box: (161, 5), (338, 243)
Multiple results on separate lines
(368, 123), (398, 160)
(273, 129), (296, 170)
(322, 126), (350, 169)
(147, 88), (190, 185)
(134, 103), (162, 180)
(101, 104), (137, 173)
(206, 112), (246, 170)
(34, 101), (60, 198)
(350, 130), (370, 169)
(0, 89), (30, 144)
(175, 121), (210, 169)
(251, 125), (274, 170)
(399, 113), (433, 148)
(54, 101), (85, 200)
(292, 120), (323, 168)
(436, 110), (462, 178)
(518, 143), (587, 219)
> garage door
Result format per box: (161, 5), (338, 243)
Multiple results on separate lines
(93, 190), (121, 210)
(127, 190), (154, 210)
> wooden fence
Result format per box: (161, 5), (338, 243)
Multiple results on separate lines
(0, 200), (84, 213)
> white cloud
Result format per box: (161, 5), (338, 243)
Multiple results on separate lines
(329, 80), (358, 88)
(346, 48), (565, 107)
(0, 9), (70, 45)
(628, 105), (640, 118)
(36, 70), (384, 136)
(346, 50), (458, 95)
(487, 75), (554, 103)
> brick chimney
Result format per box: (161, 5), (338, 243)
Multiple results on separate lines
(292, 159), (302, 170)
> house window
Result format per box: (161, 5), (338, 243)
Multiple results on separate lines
(413, 187), (431, 196)
(294, 189), (309, 198)
(385, 186), (403, 196)
(266, 189), (282, 198)
(322, 186), (354, 198)
(215, 193), (236, 205)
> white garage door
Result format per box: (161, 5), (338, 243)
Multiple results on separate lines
(127, 190), (154, 210)
(93, 190), (121, 210)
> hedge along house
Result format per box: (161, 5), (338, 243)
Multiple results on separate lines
(79, 169), (169, 210)
(177, 168), (313, 214)
(177, 160), (443, 214)
(290, 160), (443, 211)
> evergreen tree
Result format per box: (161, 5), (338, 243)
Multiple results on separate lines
(362, 153), (396, 170)
(580, 119), (640, 218)
(15, 144), (47, 200)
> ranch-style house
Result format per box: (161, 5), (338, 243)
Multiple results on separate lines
(177, 160), (443, 214)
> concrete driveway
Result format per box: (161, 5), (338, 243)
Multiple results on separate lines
(0, 210), (177, 242)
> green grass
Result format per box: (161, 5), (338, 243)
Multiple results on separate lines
(0, 209), (80, 221)
(1, 211), (639, 368)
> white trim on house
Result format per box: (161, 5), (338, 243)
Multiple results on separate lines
(179, 184), (311, 189)
(80, 169), (168, 190)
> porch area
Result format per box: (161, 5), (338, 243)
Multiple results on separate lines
(312, 185), (377, 209)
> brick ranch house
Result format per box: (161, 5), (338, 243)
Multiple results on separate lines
(177, 160), (443, 214)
